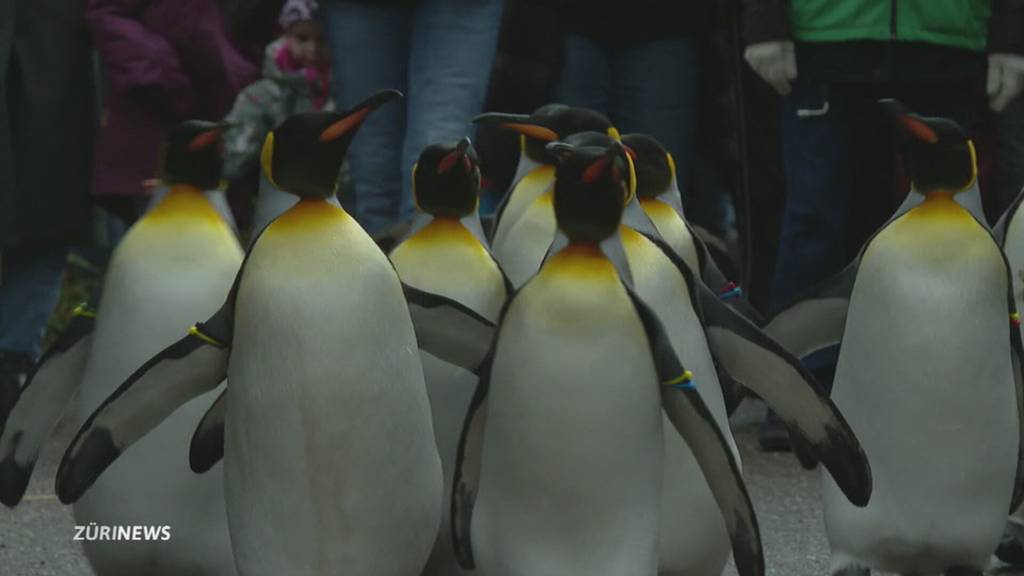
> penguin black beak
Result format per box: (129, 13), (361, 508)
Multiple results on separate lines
(473, 112), (558, 142)
(321, 89), (403, 142)
(544, 141), (576, 164)
(879, 99), (939, 144)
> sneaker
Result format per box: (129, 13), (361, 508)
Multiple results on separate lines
(758, 409), (792, 452)
(0, 351), (32, 432)
(997, 519), (1024, 566)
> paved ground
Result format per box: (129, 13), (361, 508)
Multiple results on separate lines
(2, 402), (1022, 576)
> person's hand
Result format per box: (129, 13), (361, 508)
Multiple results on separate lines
(988, 53), (1024, 112)
(744, 41), (798, 95)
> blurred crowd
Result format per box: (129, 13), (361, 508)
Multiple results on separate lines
(1, 0), (1023, 450)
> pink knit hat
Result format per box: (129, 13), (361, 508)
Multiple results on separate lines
(279, 0), (319, 30)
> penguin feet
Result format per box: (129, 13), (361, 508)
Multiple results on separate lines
(831, 564), (870, 576)
(943, 567), (982, 576)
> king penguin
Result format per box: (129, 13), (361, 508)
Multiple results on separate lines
(448, 139), (872, 576)
(53, 92), (451, 576)
(766, 100), (1024, 576)
(472, 104), (615, 286)
(388, 137), (509, 576)
(0, 120), (241, 575)
(993, 159), (1024, 563)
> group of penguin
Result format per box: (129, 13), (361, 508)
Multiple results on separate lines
(0, 89), (1022, 576)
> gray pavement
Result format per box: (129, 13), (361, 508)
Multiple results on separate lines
(1, 402), (1021, 576)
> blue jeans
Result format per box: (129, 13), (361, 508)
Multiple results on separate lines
(772, 72), (978, 385)
(323, 0), (504, 236)
(0, 247), (68, 360)
(553, 33), (732, 232)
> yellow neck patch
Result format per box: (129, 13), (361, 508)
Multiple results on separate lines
(639, 197), (675, 219)
(543, 243), (617, 280)
(142, 185), (225, 227)
(404, 217), (486, 252)
(904, 192), (974, 226)
(268, 198), (351, 235)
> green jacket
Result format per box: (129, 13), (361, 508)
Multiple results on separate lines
(794, 0), (989, 51)
(743, 0), (1024, 54)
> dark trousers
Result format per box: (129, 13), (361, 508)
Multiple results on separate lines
(771, 72), (981, 386)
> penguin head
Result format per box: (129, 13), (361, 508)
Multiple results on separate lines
(473, 104), (616, 164)
(880, 99), (976, 194)
(546, 137), (633, 244)
(261, 89), (402, 198)
(621, 133), (675, 199)
(412, 137), (481, 218)
(158, 120), (230, 190)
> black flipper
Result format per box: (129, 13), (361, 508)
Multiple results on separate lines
(695, 279), (872, 507)
(190, 387), (227, 474)
(626, 287), (764, 576)
(55, 300), (234, 504)
(761, 260), (859, 360)
(680, 215), (764, 324)
(1008, 295), (1024, 513)
(0, 304), (96, 507)
(450, 351), (495, 570)
(995, 185), (1024, 247)
(403, 283), (496, 373)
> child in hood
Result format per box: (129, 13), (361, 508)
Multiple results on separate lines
(223, 0), (338, 238)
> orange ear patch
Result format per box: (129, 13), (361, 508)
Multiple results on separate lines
(898, 116), (939, 143)
(500, 123), (558, 142)
(583, 156), (610, 184)
(188, 129), (223, 151)
(320, 108), (371, 142)
(438, 150), (461, 174)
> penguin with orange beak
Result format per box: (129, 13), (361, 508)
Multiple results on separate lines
(0, 120), (241, 575)
(766, 100), (1024, 576)
(52, 91), (491, 576)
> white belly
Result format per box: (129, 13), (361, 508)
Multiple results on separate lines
(224, 222), (441, 576)
(621, 229), (735, 576)
(473, 270), (664, 576)
(73, 221), (241, 576)
(389, 227), (506, 576)
(492, 192), (557, 288)
(823, 212), (1018, 574)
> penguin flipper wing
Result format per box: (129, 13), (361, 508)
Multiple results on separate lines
(994, 185), (1024, 246)
(403, 284), (496, 373)
(698, 283), (872, 507)
(761, 260), (859, 359)
(685, 223), (763, 321)
(190, 387), (227, 474)
(55, 327), (230, 504)
(625, 288), (764, 576)
(450, 353), (494, 570)
(0, 310), (95, 507)
(1009, 308), (1024, 513)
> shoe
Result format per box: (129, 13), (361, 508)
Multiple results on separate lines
(996, 519), (1024, 566)
(758, 410), (792, 452)
(0, 351), (32, 432)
